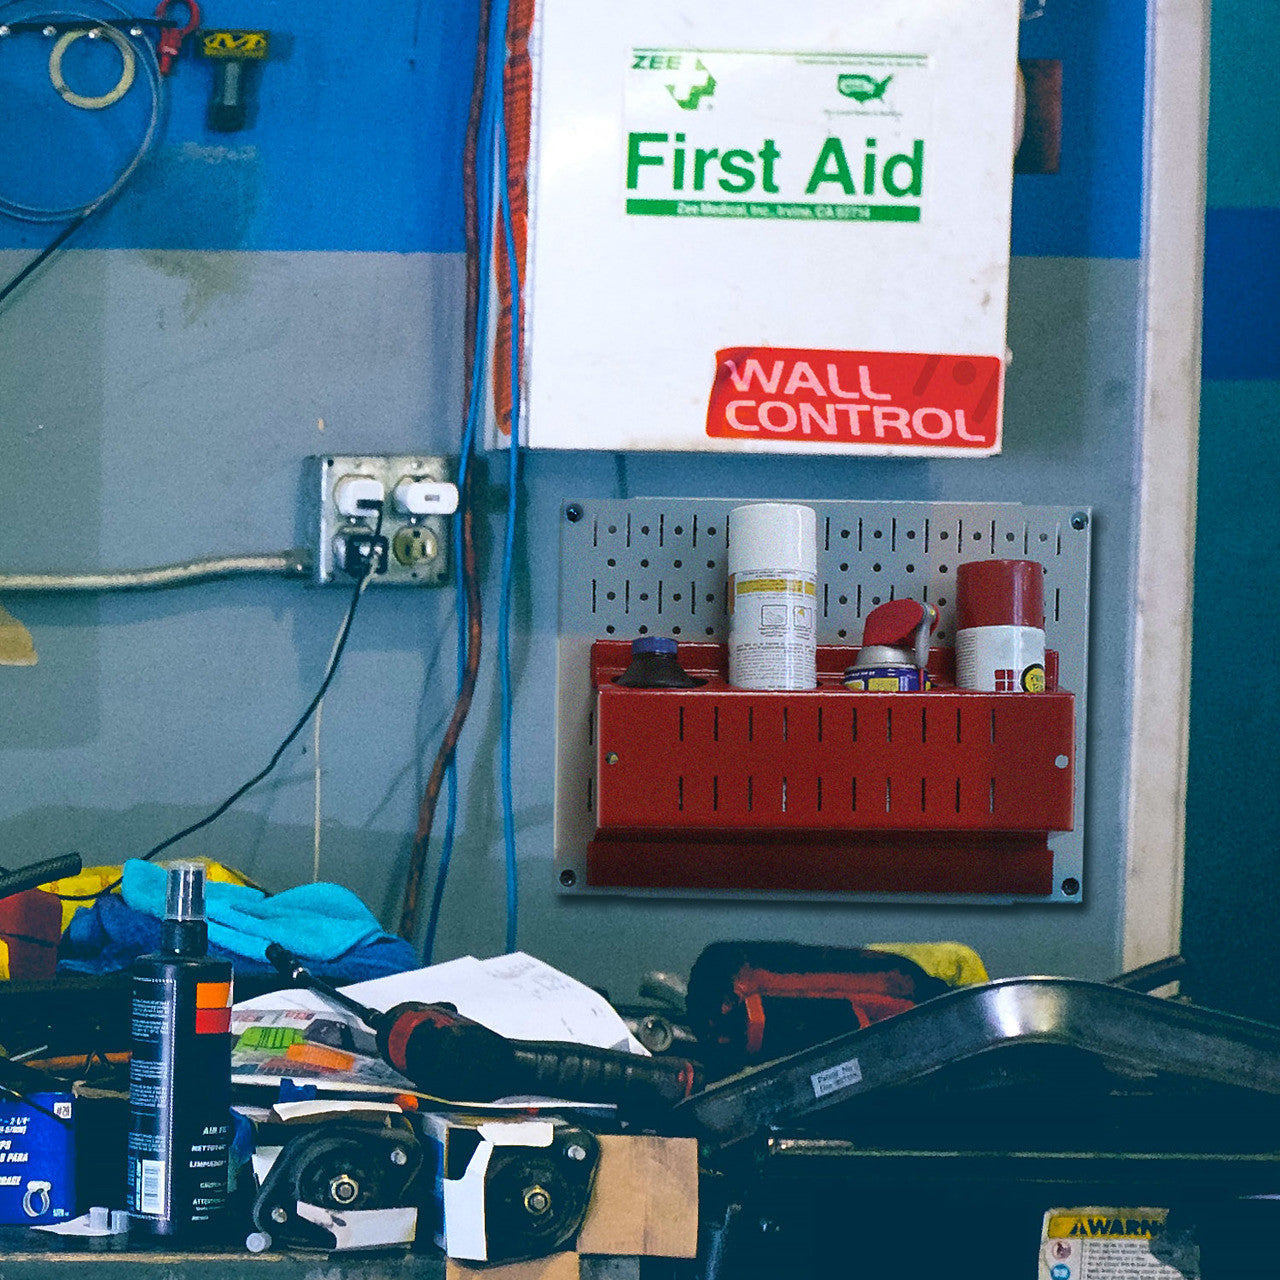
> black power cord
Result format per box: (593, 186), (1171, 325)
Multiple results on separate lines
(52, 505), (386, 903)
(0, 215), (88, 310)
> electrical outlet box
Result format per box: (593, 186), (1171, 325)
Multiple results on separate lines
(309, 456), (454, 586)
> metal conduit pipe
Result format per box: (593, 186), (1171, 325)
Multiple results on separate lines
(0, 551), (312, 592)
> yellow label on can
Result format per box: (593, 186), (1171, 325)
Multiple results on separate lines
(734, 577), (816, 595)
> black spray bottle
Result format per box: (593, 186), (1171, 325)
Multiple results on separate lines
(127, 862), (233, 1237)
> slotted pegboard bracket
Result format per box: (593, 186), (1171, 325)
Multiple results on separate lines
(556, 499), (1091, 904)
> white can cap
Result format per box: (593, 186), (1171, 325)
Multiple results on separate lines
(728, 504), (817, 575)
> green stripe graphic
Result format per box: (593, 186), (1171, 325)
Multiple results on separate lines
(625, 199), (920, 222)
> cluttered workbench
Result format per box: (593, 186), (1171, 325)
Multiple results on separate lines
(3, 846), (1280, 1278)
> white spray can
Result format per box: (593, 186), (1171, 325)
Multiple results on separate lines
(727, 504), (817, 690)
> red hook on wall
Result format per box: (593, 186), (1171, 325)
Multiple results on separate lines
(154, 0), (202, 75)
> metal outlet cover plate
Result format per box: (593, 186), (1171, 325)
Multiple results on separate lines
(309, 455), (450, 586)
(555, 498), (1091, 904)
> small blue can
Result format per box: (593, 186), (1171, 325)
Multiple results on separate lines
(842, 664), (931, 692)
(0, 1092), (76, 1225)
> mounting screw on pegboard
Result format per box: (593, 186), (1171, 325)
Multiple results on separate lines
(559, 869), (577, 887)
(604, 752), (619, 765)
(1061, 877), (1080, 896)
(565, 503), (584, 523)
(1070, 511), (1089, 530)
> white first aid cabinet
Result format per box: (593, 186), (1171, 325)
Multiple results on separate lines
(492, 0), (1021, 456)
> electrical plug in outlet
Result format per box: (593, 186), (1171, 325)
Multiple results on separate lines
(309, 456), (454, 586)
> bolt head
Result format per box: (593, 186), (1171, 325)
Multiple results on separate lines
(566, 1144), (587, 1162)
(604, 751), (619, 765)
(270, 1207), (288, 1224)
(390, 1147), (408, 1166)
(565, 503), (583, 523)
(42, 24), (56, 36)
(329, 1174), (360, 1205)
(559, 869), (577, 888)
(1070, 511), (1089, 530)
(523, 1185), (551, 1215)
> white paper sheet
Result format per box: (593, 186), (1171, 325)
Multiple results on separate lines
(236, 952), (646, 1055)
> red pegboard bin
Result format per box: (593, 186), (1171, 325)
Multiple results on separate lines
(587, 641), (1074, 896)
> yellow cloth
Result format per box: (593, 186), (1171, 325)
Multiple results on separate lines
(41, 858), (257, 934)
(866, 942), (989, 988)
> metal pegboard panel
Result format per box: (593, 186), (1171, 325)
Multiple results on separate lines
(555, 499), (1091, 904)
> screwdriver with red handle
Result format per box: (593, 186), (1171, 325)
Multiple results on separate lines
(265, 944), (702, 1114)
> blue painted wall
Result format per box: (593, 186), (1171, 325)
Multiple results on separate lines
(0, 0), (1144, 258)
(1183, 3), (1280, 1021)
(0, 0), (477, 251)
(0, 1), (1148, 995)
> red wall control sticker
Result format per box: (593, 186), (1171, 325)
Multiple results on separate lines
(706, 348), (1003, 449)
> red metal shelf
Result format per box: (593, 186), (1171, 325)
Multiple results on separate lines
(586, 641), (1074, 897)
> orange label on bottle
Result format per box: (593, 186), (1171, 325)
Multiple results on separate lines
(196, 981), (232, 1009)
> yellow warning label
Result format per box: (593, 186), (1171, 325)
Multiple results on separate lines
(734, 578), (817, 596)
(1047, 1210), (1167, 1240)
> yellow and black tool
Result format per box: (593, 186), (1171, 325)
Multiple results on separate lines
(197, 28), (269, 132)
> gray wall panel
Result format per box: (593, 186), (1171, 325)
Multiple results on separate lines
(0, 250), (1138, 995)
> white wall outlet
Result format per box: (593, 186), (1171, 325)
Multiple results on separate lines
(309, 455), (452, 587)
(334, 475), (387, 517)
(392, 476), (460, 517)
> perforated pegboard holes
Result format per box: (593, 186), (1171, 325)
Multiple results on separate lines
(558, 500), (1091, 903)
(571, 503), (1085, 652)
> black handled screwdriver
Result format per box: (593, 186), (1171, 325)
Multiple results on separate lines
(265, 944), (702, 1114)
(0, 853), (81, 903)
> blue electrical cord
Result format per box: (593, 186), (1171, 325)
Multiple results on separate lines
(422, 150), (495, 962)
(423, 0), (515, 961)
(496, 103), (521, 954)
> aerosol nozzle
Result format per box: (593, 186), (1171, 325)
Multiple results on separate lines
(161, 862), (210, 956)
(165, 862), (207, 923)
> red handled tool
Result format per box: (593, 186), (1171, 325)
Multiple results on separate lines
(154, 0), (201, 75)
(265, 945), (702, 1114)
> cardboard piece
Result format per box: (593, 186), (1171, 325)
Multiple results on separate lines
(446, 1252), (579, 1280)
(576, 1135), (698, 1258)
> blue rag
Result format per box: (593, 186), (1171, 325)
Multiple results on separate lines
(121, 860), (389, 962)
(59, 893), (416, 982)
